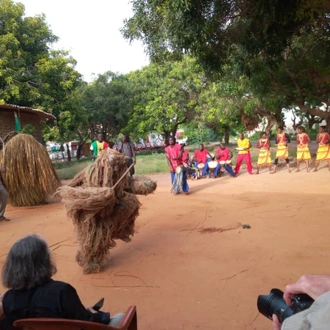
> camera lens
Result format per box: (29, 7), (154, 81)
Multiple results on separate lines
(257, 289), (293, 323)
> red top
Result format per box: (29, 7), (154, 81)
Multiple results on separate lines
(318, 132), (329, 144)
(296, 133), (310, 145)
(182, 151), (189, 163)
(258, 139), (270, 149)
(276, 133), (288, 144)
(194, 149), (209, 164)
(165, 144), (182, 171)
(216, 148), (230, 161)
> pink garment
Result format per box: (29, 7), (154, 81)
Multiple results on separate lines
(165, 144), (182, 172)
(216, 148), (230, 162)
(235, 153), (253, 174)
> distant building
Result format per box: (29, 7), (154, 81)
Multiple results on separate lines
(0, 104), (55, 142)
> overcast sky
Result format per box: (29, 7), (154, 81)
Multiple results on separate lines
(16, 0), (149, 81)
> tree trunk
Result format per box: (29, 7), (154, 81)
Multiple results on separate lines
(265, 117), (277, 135)
(66, 143), (72, 162)
(76, 143), (83, 160)
(224, 127), (230, 144)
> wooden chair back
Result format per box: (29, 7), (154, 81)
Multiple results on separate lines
(13, 306), (137, 330)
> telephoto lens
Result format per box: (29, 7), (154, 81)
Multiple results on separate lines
(257, 289), (293, 322)
(257, 289), (314, 323)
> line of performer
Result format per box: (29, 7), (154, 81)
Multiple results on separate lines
(165, 126), (330, 194)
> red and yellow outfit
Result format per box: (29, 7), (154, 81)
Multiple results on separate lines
(275, 133), (289, 159)
(316, 132), (330, 161)
(235, 138), (253, 174)
(257, 139), (272, 166)
(296, 133), (311, 160)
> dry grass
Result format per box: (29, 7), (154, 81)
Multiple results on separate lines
(0, 134), (60, 206)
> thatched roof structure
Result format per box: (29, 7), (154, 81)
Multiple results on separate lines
(0, 104), (55, 142)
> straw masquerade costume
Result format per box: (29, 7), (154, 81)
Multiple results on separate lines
(0, 134), (60, 206)
(58, 149), (157, 274)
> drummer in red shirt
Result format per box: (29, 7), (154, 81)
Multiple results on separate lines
(214, 143), (236, 178)
(193, 144), (212, 177)
(181, 143), (190, 166)
(165, 137), (189, 193)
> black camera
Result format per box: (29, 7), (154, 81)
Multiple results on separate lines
(257, 288), (314, 323)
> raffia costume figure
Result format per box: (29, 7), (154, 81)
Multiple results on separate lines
(58, 149), (157, 274)
(314, 126), (330, 172)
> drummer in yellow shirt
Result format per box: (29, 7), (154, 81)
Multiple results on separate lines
(235, 133), (253, 175)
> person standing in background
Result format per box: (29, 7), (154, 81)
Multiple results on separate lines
(235, 133), (253, 175)
(90, 133), (109, 159)
(296, 126), (311, 172)
(256, 132), (272, 174)
(0, 166), (8, 222)
(272, 126), (291, 174)
(314, 126), (330, 172)
(181, 143), (190, 166)
(119, 134), (136, 176)
(0, 141), (9, 222)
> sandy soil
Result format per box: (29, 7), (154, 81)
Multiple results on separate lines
(1, 162), (330, 330)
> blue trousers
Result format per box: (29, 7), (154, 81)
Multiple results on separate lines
(170, 172), (189, 193)
(214, 164), (236, 177)
(193, 161), (209, 176)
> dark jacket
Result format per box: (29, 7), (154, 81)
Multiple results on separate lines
(0, 280), (110, 330)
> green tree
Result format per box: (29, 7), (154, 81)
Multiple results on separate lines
(82, 71), (133, 141)
(123, 0), (330, 128)
(127, 57), (205, 141)
(0, 0), (58, 104)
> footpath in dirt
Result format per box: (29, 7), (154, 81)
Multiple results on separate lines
(1, 164), (330, 330)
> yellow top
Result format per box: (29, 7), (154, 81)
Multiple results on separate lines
(237, 138), (250, 155)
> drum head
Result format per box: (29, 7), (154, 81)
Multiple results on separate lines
(208, 161), (217, 169)
(219, 161), (225, 165)
(175, 166), (182, 173)
(226, 160), (232, 164)
(197, 163), (205, 169)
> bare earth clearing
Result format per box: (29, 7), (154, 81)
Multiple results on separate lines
(1, 164), (330, 330)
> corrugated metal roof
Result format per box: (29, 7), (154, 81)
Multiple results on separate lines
(0, 103), (55, 120)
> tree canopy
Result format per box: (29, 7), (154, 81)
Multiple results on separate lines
(123, 0), (330, 128)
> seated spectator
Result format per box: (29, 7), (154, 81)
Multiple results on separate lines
(273, 275), (330, 330)
(0, 234), (124, 329)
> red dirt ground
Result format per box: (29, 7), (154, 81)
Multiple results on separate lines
(1, 163), (330, 330)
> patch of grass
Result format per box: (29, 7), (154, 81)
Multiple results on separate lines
(54, 153), (169, 180)
(54, 158), (93, 180)
(136, 153), (168, 175)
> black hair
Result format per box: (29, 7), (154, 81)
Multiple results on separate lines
(200, 144), (204, 147)
(297, 126), (305, 132)
(278, 126), (284, 130)
(260, 132), (267, 138)
(123, 134), (130, 142)
(2, 234), (56, 290)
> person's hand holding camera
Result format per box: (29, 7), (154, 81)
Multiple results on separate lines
(283, 275), (330, 305)
(272, 275), (330, 329)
